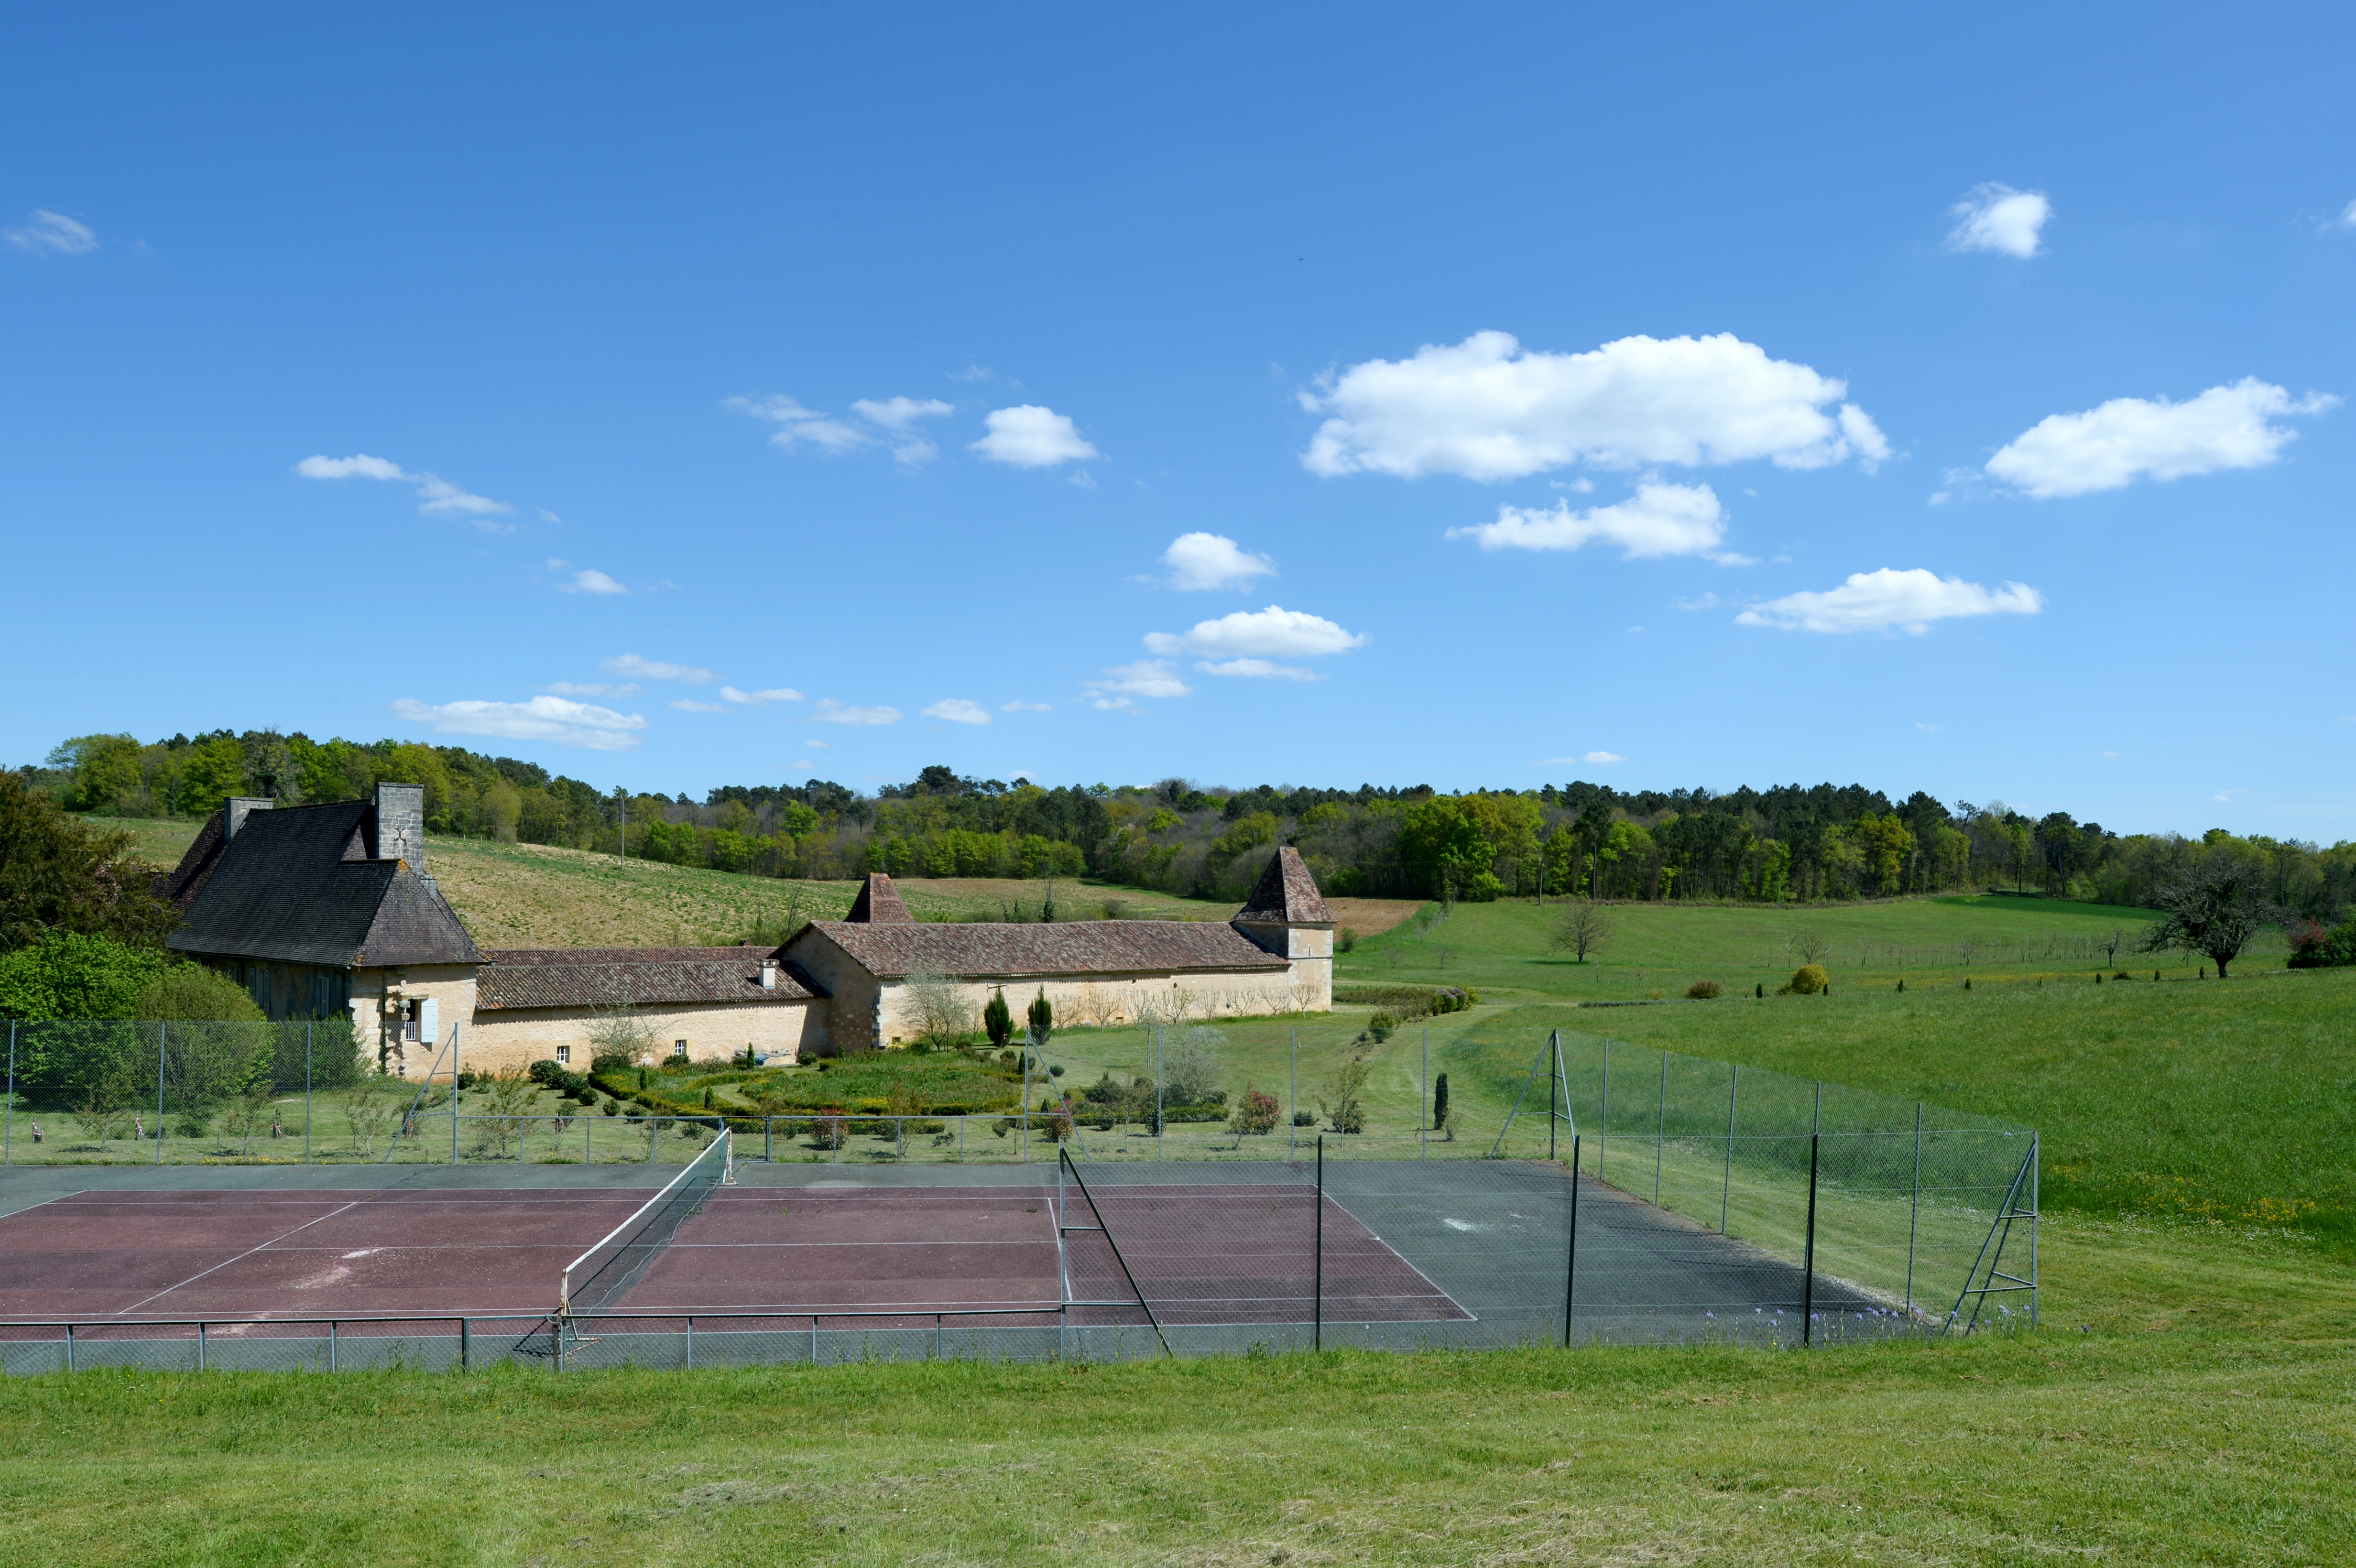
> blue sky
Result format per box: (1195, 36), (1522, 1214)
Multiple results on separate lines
(5, 5), (2352, 839)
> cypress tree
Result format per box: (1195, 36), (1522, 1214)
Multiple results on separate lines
(1431, 1072), (1450, 1131)
(1027, 987), (1054, 1043)
(983, 987), (1013, 1050)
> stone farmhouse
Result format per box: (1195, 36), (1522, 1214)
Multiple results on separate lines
(158, 787), (1332, 1078)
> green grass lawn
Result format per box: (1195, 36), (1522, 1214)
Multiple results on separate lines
(1340, 891), (2283, 1002)
(2, 1219), (2348, 1567)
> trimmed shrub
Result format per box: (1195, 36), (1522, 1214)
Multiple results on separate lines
(1781, 964), (1829, 996)
(1292, 1109), (1316, 1127)
(1230, 1086), (1280, 1136)
(1685, 980), (1722, 1000)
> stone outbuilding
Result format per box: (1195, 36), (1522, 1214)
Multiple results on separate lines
(783, 849), (1333, 1052)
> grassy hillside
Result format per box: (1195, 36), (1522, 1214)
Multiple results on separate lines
(1337, 890), (2282, 1001)
(92, 816), (1421, 947)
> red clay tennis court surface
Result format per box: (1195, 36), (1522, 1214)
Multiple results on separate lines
(0, 1184), (1469, 1330)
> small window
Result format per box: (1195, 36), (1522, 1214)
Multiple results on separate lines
(556, 1045), (572, 1065)
(673, 1039), (689, 1059)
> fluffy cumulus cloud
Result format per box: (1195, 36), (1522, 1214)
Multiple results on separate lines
(813, 700), (903, 726)
(971, 405), (1099, 468)
(1736, 568), (2044, 634)
(295, 453), (513, 523)
(923, 698), (992, 725)
(3, 209), (98, 255)
(1947, 184), (2051, 259)
(1984, 378), (2339, 498)
(1299, 331), (1888, 480)
(391, 695), (647, 751)
(1085, 660), (1192, 710)
(1196, 658), (1319, 681)
(600, 653), (715, 684)
(1144, 605), (1368, 659)
(1447, 480), (1732, 559)
(1163, 532), (1277, 591)
(558, 569), (626, 595)
(726, 395), (873, 453)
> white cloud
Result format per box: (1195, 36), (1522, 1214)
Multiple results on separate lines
(671, 699), (729, 713)
(1447, 480), (1728, 559)
(1299, 331), (1887, 480)
(727, 394), (873, 452)
(390, 695), (647, 751)
(1000, 700), (1052, 712)
(1144, 605), (1369, 659)
(813, 700), (904, 726)
(1984, 378), (2339, 498)
(538, 508), (561, 523)
(1164, 532), (1277, 591)
(1068, 469), (1098, 490)
(546, 681), (640, 698)
(852, 395), (954, 464)
(923, 698), (993, 725)
(721, 686), (802, 706)
(296, 453), (407, 481)
(1196, 658), (1320, 681)
(1085, 660), (1192, 706)
(558, 569), (627, 595)
(3, 210), (97, 255)
(971, 405), (1099, 468)
(807, 740), (832, 750)
(601, 653), (715, 684)
(294, 452), (514, 523)
(790, 759), (815, 771)
(1915, 722), (1942, 733)
(1736, 568), (2045, 634)
(1946, 184), (2051, 259)
(1584, 751), (1625, 764)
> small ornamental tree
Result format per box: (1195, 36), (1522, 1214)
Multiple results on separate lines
(982, 987), (1013, 1050)
(1782, 964), (1829, 995)
(1027, 987), (1053, 1043)
(1431, 1071), (1450, 1132)
(1230, 1085), (1280, 1136)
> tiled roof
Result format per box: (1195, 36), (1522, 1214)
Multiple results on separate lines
(843, 871), (914, 923)
(476, 947), (823, 1010)
(1235, 846), (1333, 924)
(164, 801), (480, 969)
(789, 919), (1288, 980)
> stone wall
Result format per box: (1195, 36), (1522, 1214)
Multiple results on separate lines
(462, 998), (826, 1075)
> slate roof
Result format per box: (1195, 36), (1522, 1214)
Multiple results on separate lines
(164, 801), (481, 969)
(476, 947), (823, 1010)
(790, 919), (1288, 980)
(843, 871), (914, 923)
(1235, 846), (1333, 925)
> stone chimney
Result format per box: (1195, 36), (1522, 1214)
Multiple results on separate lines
(375, 783), (426, 868)
(223, 797), (274, 843)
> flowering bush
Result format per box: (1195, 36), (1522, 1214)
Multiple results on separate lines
(1229, 1086), (1280, 1136)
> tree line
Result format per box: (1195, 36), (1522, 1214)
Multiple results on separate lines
(27, 731), (2356, 922)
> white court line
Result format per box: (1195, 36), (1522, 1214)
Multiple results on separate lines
(111, 1200), (366, 1317)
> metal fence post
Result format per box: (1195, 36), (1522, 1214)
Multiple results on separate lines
(304, 1023), (313, 1165)
(649, 1115), (657, 1163)
(2029, 1131), (2040, 1329)
(1721, 1064), (1738, 1233)
(1288, 1025), (1297, 1158)
(1547, 1030), (1559, 1163)
(156, 1022), (167, 1165)
(1313, 1135), (1324, 1352)
(1154, 1023), (1164, 1161)
(1801, 1132), (1819, 1347)
(1654, 1049), (1667, 1205)
(1906, 1102), (1923, 1317)
(452, 1028), (461, 1164)
(1563, 1133), (1581, 1347)
(1599, 1039), (1610, 1180)
(764, 1116), (773, 1164)
(1420, 1024), (1428, 1159)
(460, 1317), (470, 1372)
(5, 1020), (15, 1165)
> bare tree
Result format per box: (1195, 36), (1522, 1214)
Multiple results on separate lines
(587, 1004), (657, 1070)
(1788, 929), (1833, 967)
(1551, 902), (1614, 964)
(2102, 926), (2127, 970)
(2140, 860), (2284, 979)
(901, 970), (977, 1047)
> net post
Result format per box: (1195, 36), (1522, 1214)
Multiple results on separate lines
(1314, 1135), (1324, 1353)
(1801, 1132), (1819, 1348)
(1563, 1133), (1580, 1348)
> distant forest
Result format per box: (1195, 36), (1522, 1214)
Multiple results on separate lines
(29, 729), (2356, 920)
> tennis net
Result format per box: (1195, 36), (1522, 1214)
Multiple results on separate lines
(557, 1128), (731, 1322)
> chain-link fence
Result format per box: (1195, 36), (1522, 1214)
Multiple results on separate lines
(1, 1022), (2035, 1368)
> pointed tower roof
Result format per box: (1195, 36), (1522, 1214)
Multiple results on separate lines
(1236, 846), (1332, 924)
(843, 871), (915, 923)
